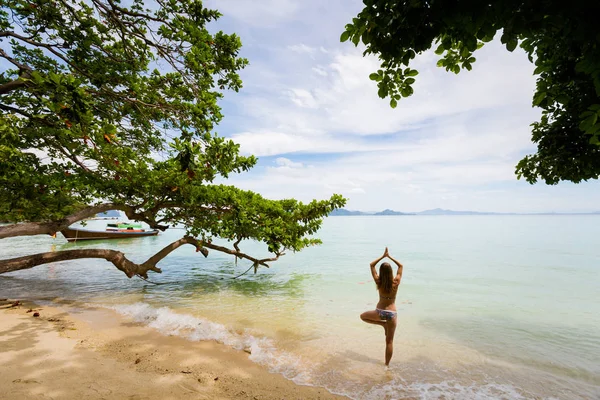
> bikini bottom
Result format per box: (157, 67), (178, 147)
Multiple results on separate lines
(376, 308), (397, 321)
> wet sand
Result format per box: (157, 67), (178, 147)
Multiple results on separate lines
(0, 299), (347, 400)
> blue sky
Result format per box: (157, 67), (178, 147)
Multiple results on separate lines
(4, 0), (599, 213)
(202, 0), (600, 214)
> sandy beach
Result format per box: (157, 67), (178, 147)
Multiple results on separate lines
(0, 299), (347, 400)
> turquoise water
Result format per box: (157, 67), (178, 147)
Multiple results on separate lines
(1, 216), (599, 399)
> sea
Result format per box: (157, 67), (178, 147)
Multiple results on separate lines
(1, 215), (599, 400)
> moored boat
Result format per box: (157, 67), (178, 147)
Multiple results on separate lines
(61, 226), (159, 242)
(106, 222), (145, 232)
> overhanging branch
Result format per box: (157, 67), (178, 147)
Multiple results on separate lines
(0, 248), (161, 278)
(0, 236), (284, 278)
(188, 237), (284, 268)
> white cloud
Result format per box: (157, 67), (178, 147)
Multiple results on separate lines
(288, 44), (316, 55)
(274, 157), (303, 168)
(311, 66), (328, 76)
(215, 0), (600, 212)
(240, 40), (537, 140)
(287, 88), (319, 108)
(210, 0), (298, 26)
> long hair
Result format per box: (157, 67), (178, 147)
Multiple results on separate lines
(378, 262), (394, 293)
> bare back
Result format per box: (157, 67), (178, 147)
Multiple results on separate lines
(376, 278), (400, 310)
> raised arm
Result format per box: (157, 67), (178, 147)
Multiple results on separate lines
(369, 248), (388, 283)
(388, 254), (404, 283)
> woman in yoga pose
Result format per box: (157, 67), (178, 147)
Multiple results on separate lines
(360, 247), (404, 366)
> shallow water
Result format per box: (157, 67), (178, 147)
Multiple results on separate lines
(1, 216), (599, 399)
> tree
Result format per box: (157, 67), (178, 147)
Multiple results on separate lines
(341, 1), (600, 185)
(0, 0), (345, 278)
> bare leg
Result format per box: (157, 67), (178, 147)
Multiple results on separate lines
(360, 310), (387, 334)
(384, 317), (397, 366)
(360, 310), (385, 326)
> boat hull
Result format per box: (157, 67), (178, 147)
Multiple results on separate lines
(61, 227), (159, 242)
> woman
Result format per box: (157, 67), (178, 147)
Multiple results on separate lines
(360, 247), (404, 366)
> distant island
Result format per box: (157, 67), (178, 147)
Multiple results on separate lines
(328, 209), (370, 216)
(329, 208), (600, 216)
(373, 209), (413, 216)
(329, 208), (490, 216)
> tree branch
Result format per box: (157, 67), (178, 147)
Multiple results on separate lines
(41, 137), (93, 173)
(0, 48), (33, 95)
(0, 237), (282, 278)
(0, 31), (94, 84)
(0, 80), (27, 95)
(186, 237), (283, 268)
(0, 248), (161, 278)
(0, 103), (32, 118)
(0, 47), (32, 71)
(103, 0), (174, 26)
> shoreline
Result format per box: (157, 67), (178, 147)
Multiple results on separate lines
(0, 299), (347, 400)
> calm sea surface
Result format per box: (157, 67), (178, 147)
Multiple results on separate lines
(1, 215), (599, 399)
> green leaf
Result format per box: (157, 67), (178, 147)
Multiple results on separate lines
(377, 86), (386, 98)
(352, 34), (360, 46)
(581, 111), (595, 118)
(506, 38), (518, 52)
(405, 77), (415, 84)
(402, 53), (411, 66)
(340, 31), (350, 42)
(579, 114), (598, 132)
(369, 72), (380, 81)
(390, 98), (398, 108)
(589, 122), (600, 135)
(406, 69), (419, 77)
(434, 44), (445, 55)
(533, 91), (547, 106)
(0, 0), (349, 277)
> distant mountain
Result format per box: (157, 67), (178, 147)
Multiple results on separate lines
(374, 209), (412, 216)
(328, 208), (600, 216)
(329, 208), (369, 216)
(329, 208), (413, 216)
(416, 208), (500, 215)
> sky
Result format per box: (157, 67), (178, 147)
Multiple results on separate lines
(3, 0), (599, 213)
(201, 0), (600, 213)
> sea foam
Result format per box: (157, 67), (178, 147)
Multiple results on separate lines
(106, 302), (314, 384)
(105, 302), (538, 400)
(364, 379), (531, 400)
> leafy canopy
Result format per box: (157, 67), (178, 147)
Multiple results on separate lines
(0, 0), (345, 275)
(341, 0), (600, 185)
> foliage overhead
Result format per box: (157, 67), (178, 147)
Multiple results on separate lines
(341, 0), (600, 185)
(0, 0), (345, 277)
